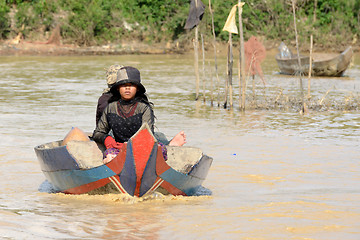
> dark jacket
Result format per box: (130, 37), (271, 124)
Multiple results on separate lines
(96, 92), (112, 125)
(93, 99), (154, 144)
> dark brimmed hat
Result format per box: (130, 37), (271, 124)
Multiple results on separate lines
(110, 66), (146, 95)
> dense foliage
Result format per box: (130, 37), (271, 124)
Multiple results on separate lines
(0, 0), (359, 48)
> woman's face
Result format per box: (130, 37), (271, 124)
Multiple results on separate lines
(118, 83), (138, 100)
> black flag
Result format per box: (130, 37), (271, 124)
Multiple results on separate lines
(184, 0), (205, 30)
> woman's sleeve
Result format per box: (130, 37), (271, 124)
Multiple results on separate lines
(141, 104), (155, 132)
(96, 93), (110, 125)
(93, 106), (111, 144)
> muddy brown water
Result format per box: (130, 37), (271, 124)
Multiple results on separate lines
(0, 52), (359, 239)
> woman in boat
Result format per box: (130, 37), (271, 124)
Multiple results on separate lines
(95, 64), (123, 125)
(93, 66), (186, 162)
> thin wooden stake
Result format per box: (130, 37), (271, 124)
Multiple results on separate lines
(228, 32), (234, 108)
(308, 0), (316, 99)
(238, 0), (246, 111)
(193, 0), (200, 100)
(246, 53), (256, 101)
(209, 61), (214, 106)
(318, 86), (334, 105)
(307, 35), (313, 99)
(201, 33), (206, 102)
(291, 0), (305, 113)
(223, 33), (230, 109)
(208, 0), (220, 107)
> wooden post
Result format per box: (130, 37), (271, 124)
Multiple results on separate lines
(246, 54), (256, 102)
(291, 0), (305, 113)
(223, 33), (230, 109)
(307, 35), (313, 99)
(228, 32), (233, 108)
(201, 33), (206, 102)
(238, 1), (246, 111)
(208, 0), (220, 107)
(193, 0), (200, 100)
(209, 61), (214, 106)
(308, 0), (316, 99)
(252, 75), (255, 102)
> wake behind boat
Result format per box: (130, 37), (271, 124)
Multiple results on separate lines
(34, 124), (213, 197)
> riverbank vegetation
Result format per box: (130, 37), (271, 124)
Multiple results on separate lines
(0, 0), (359, 51)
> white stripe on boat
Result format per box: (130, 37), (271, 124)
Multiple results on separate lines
(109, 176), (126, 194)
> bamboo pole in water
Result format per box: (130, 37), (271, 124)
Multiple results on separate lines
(193, 0), (200, 100)
(228, 32), (234, 108)
(308, 0), (316, 99)
(193, 28), (200, 100)
(318, 86), (334, 105)
(291, 0), (305, 113)
(246, 54), (256, 102)
(208, 0), (220, 107)
(201, 34), (206, 102)
(223, 33), (230, 109)
(307, 35), (313, 99)
(209, 61), (214, 106)
(238, 1), (246, 111)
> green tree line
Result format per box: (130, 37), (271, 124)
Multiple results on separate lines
(0, 0), (359, 49)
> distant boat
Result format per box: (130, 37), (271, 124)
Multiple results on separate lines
(34, 124), (213, 197)
(275, 45), (353, 77)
